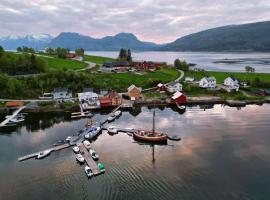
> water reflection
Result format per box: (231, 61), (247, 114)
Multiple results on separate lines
(1, 104), (270, 200)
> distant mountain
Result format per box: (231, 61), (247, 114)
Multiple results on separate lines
(0, 34), (52, 50)
(48, 32), (159, 51)
(161, 21), (270, 52)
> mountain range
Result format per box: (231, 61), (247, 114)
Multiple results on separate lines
(1, 21), (270, 52)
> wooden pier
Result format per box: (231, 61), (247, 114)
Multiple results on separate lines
(77, 143), (102, 176)
(18, 143), (71, 162)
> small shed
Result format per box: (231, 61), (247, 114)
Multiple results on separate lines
(127, 84), (142, 100)
(5, 101), (24, 107)
(171, 91), (187, 104)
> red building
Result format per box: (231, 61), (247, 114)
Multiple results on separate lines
(157, 83), (167, 92)
(99, 96), (112, 107)
(132, 61), (166, 71)
(171, 91), (187, 104)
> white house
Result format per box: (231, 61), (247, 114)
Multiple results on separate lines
(224, 77), (239, 91)
(167, 82), (183, 93)
(77, 91), (100, 109)
(199, 77), (216, 88)
(185, 76), (194, 82)
(52, 87), (72, 100)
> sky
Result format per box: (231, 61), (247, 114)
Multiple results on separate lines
(1, 0), (270, 44)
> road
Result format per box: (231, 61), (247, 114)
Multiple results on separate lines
(76, 61), (96, 72)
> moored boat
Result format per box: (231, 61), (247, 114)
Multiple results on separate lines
(98, 163), (105, 173)
(114, 110), (122, 117)
(36, 150), (51, 159)
(107, 126), (118, 134)
(89, 149), (99, 160)
(107, 113), (116, 122)
(75, 153), (85, 163)
(72, 146), (80, 153)
(133, 110), (167, 143)
(85, 165), (94, 178)
(83, 140), (91, 150)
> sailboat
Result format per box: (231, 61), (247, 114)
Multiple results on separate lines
(133, 110), (167, 143)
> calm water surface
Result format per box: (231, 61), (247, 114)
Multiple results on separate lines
(1, 104), (270, 200)
(86, 51), (270, 73)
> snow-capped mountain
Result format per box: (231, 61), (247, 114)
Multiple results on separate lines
(0, 34), (52, 50)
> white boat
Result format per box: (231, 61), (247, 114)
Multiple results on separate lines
(36, 150), (51, 159)
(10, 117), (25, 123)
(107, 126), (118, 134)
(65, 136), (72, 142)
(75, 154), (85, 163)
(72, 146), (80, 153)
(89, 149), (99, 161)
(85, 165), (94, 178)
(83, 140), (91, 150)
(107, 114), (116, 122)
(114, 110), (122, 117)
(84, 126), (101, 139)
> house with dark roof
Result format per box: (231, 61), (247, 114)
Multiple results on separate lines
(52, 87), (72, 99)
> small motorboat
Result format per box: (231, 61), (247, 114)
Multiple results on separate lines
(10, 117), (25, 123)
(36, 150), (51, 159)
(72, 146), (80, 153)
(75, 154), (85, 163)
(107, 126), (118, 134)
(65, 136), (72, 142)
(98, 163), (105, 173)
(89, 149), (99, 161)
(84, 126), (101, 139)
(107, 113), (116, 122)
(83, 140), (91, 150)
(114, 110), (122, 117)
(85, 165), (94, 178)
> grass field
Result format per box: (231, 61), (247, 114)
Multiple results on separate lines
(84, 55), (115, 64)
(39, 56), (87, 70)
(87, 68), (180, 90)
(185, 71), (270, 83)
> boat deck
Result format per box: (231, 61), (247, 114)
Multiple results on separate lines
(18, 143), (71, 161)
(77, 143), (102, 176)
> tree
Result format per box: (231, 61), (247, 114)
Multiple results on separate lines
(127, 49), (132, 62)
(75, 48), (85, 56)
(17, 47), (22, 52)
(174, 59), (189, 71)
(118, 48), (127, 61)
(56, 48), (68, 58)
(0, 46), (4, 57)
(245, 66), (255, 73)
(45, 47), (55, 55)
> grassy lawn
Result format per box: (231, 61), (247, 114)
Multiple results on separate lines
(87, 68), (180, 90)
(39, 56), (87, 70)
(84, 55), (115, 64)
(185, 71), (270, 83)
(144, 92), (169, 100)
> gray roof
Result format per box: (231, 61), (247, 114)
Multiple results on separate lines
(53, 87), (68, 93)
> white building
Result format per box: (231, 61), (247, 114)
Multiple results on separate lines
(78, 91), (100, 109)
(199, 77), (216, 88)
(224, 77), (240, 91)
(167, 82), (183, 93)
(52, 87), (72, 100)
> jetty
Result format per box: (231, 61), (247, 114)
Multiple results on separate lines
(0, 106), (26, 127)
(18, 143), (71, 161)
(77, 143), (103, 176)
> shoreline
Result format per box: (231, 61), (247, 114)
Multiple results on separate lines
(0, 98), (269, 114)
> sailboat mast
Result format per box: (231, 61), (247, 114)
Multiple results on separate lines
(152, 109), (155, 134)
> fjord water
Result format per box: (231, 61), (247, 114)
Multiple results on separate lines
(1, 105), (270, 200)
(86, 51), (270, 73)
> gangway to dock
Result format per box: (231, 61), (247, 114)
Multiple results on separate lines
(77, 143), (103, 176)
(0, 106), (26, 127)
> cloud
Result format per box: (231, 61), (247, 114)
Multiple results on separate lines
(0, 0), (270, 43)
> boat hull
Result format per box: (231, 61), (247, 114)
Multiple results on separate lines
(133, 131), (167, 143)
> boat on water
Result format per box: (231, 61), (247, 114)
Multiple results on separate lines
(36, 150), (51, 159)
(114, 110), (122, 117)
(53, 140), (66, 146)
(89, 149), (99, 160)
(75, 154), (85, 163)
(83, 140), (91, 150)
(73, 146), (80, 153)
(98, 163), (105, 173)
(107, 126), (118, 134)
(10, 116), (25, 123)
(85, 165), (94, 178)
(107, 113), (116, 122)
(84, 126), (101, 139)
(133, 110), (167, 143)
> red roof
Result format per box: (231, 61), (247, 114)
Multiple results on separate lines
(5, 101), (24, 107)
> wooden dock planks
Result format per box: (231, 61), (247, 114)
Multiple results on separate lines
(77, 143), (102, 175)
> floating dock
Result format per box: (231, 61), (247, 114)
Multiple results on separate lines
(0, 106), (26, 127)
(77, 143), (103, 176)
(18, 143), (71, 161)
